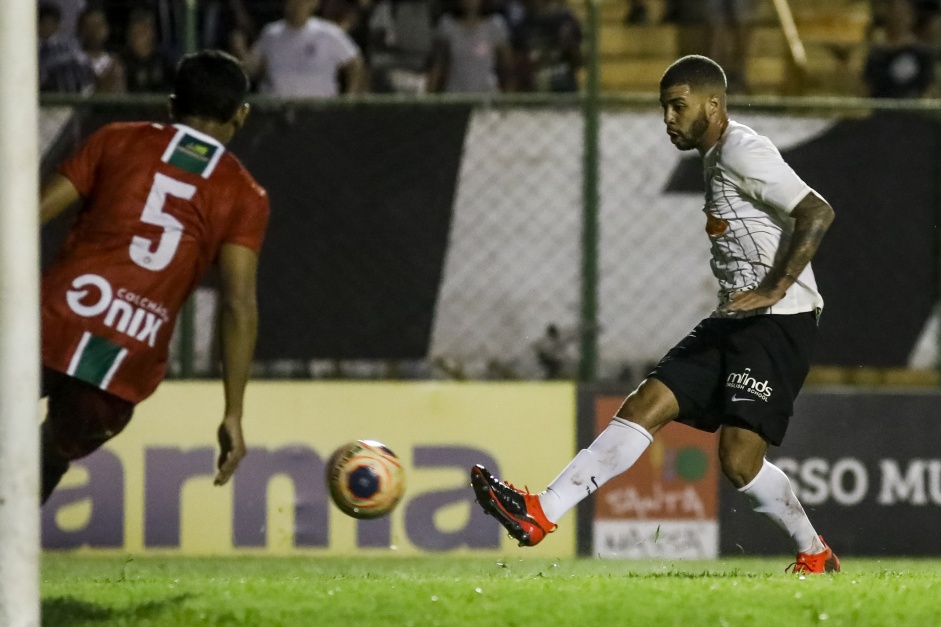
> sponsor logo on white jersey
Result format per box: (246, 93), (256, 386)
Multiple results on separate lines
(66, 274), (167, 347)
(726, 367), (772, 401)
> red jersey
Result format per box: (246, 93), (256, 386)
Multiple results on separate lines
(42, 122), (269, 403)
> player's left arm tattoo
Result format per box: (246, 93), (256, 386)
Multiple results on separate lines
(726, 191), (833, 312)
(772, 191), (835, 289)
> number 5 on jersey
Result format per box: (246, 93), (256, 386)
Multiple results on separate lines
(130, 172), (195, 271)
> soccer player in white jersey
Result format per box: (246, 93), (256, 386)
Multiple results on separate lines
(471, 55), (840, 574)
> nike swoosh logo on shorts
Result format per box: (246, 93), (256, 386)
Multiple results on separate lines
(731, 395), (755, 402)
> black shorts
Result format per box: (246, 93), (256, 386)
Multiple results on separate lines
(649, 312), (817, 446)
(41, 368), (136, 461)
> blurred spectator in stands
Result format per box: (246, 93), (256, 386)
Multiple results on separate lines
(132, 0), (194, 58)
(38, 2), (96, 94)
(320, 0), (374, 93)
(369, 0), (439, 92)
(44, 0), (86, 45)
(427, 0), (514, 93)
(508, 0), (581, 92)
(226, 24), (254, 60)
(532, 323), (581, 379)
(39, 3), (64, 47)
(202, 0), (259, 50)
(914, 0), (941, 89)
(871, 0), (889, 36)
(321, 0), (374, 63)
(913, 0), (941, 43)
(243, 0), (287, 29)
(625, 0), (649, 24)
(100, 0), (253, 61)
(78, 6), (125, 92)
(870, 0), (940, 44)
(624, 0), (678, 24)
(864, 0), (935, 97)
(233, 0), (366, 95)
(100, 0), (173, 57)
(99, 1), (133, 53)
(703, 0), (753, 93)
(121, 9), (175, 93)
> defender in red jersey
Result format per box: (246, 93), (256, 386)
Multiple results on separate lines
(39, 50), (269, 502)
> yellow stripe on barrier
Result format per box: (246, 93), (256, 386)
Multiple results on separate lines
(44, 381), (577, 557)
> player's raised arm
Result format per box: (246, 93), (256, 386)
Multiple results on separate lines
(39, 173), (81, 225)
(213, 242), (259, 486)
(727, 191), (835, 313)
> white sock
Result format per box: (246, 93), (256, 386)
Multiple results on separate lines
(740, 459), (826, 554)
(538, 418), (653, 523)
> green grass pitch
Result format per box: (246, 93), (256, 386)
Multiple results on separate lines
(42, 554), (941, 626)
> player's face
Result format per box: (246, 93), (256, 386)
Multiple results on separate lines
(660, 85), (711, 152)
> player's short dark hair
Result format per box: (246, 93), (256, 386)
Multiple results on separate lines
(660, 55), (727, 93)
(172, 50), (249, 123)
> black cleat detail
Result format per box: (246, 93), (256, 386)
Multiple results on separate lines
(470, 464), (537, 546)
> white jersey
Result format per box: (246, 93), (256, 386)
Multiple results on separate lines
(703, 120), (824, 318)
(252, 18), (360, 97)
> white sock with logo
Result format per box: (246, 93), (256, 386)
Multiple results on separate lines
(740, 459), (826, 554)
(538, 418), (653, 524)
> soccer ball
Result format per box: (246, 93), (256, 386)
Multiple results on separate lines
(326, 439), (406, 519)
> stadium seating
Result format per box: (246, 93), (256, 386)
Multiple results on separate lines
(575, 0), (871, 95)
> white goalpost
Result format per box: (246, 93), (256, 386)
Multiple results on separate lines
(0, 0), (41, 625)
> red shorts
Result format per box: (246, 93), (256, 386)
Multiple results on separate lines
(42, 368), (136, 460)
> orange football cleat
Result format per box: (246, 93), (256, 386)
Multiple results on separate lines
(787, 536), (840, 574)
(470, 464), (557, 547)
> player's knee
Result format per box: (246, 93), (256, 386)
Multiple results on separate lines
(614, 400), (657, 436)
(718, 427), (767, 487)
(614, 397), (640, 423)
(718, 446), (761, 488)
(613, 380), (677, 435)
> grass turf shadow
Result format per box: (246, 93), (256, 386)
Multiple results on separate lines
(42, 594), (191, 626)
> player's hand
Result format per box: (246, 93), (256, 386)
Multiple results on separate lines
(724, 285), (787, 313)
(214, 414), (247, 486)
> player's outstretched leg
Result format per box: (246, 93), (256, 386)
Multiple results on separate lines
(739, 460), (840, 574)
(722, 427), (839, 574)
(471, 381), (671, 546)
(471, 413), (656, 546)
(470, 464), (557, 547)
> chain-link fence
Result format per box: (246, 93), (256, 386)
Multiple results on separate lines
(39, 95), (941, 382)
